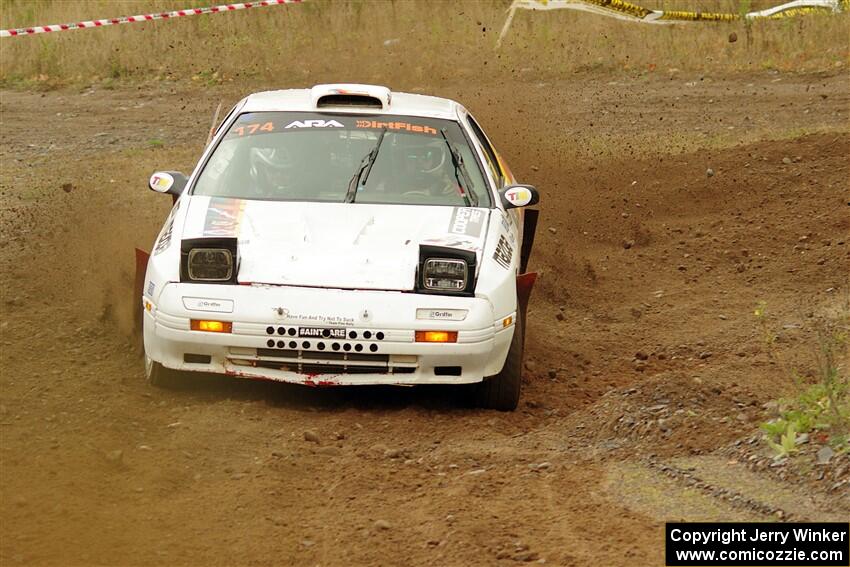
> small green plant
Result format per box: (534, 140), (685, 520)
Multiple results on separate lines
(147, 138), (164, 148)
(191, 69), (221, 87)
(738, 0), (754, 48)
(756, 299), (849, 458)
(764, 421), (798, 459)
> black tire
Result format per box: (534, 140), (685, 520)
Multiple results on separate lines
(145, 355), (185, 389)
(474, 315), (523, 411)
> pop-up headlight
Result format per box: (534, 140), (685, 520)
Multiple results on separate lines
(417, 245), (476, 296)
(423, 258), (467, 291)
(180, 237), (238, 284)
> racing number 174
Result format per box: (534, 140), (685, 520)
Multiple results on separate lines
(232, 122), (275, 137)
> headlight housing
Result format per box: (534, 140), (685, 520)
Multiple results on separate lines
(417, 245), (476, 296)
(188, 249), (233, 281)
(180, 237), (238, 284)
(423, 258), (467, 291)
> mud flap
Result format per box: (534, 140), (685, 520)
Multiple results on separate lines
(134, 248), (150, 336)
(516, 207), (539, 345)
(516, 272), (537, 347)
(519, 208), (539, 274)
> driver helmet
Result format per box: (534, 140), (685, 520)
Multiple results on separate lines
(401, 138), (451, 194)
(249, 146), (295, 195)
(407, 139), (447, 176)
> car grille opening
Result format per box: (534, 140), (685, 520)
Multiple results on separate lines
(434, 366), (462, 376)
(229, 348), (416, 375)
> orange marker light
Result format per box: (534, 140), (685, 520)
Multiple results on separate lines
(190, 319), (232, 333)
(415, 330), (458, 343)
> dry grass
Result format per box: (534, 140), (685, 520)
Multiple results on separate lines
(0, 0), (848, 89)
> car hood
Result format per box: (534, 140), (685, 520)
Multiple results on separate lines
(181, 197), (490, 290)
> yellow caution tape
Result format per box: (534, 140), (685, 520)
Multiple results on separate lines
(657, 10), (739, 21)
(760, 6), (835, 17)
(580, 0), (653, 18)
(658, 5), (835, 21)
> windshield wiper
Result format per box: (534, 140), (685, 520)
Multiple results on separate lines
(345, 128), (387, 204)
(440, 128), (477, 207)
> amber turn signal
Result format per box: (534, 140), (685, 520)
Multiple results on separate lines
(190, 319), (232, 333)
(415, 330), (458, 343)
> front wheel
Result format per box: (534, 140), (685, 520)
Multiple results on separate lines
(145, 355), (186, 389)
(474, 316), (523, 411)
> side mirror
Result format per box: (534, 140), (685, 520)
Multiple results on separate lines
(499, 184), (539, 209)
(149, 171), (188, 202)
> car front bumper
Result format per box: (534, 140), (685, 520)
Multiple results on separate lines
(143, 283), (515, 386)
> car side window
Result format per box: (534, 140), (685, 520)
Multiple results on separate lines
(467, 116), (503, 187)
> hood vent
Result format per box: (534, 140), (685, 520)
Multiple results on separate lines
(310, 84), (391, 110)
(317, 94), (383, 108)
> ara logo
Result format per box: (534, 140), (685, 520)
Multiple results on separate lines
(284, 119), (344, 129)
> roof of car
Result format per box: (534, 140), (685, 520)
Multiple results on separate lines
(241, 85), (463, 120)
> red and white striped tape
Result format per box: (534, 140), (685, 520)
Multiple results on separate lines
(1, 0), (302, 38)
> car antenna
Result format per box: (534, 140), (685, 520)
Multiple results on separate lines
(206, 101), (223, 146)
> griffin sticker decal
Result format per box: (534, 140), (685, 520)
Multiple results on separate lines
(182, 297), (235, 313)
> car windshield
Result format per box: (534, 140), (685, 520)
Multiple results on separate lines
(192, 112), (491, 207)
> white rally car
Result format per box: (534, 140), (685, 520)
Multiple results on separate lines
(141, 84), (539, 410)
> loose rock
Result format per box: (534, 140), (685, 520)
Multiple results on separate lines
(106, 449), (124, 464)
(816, 446), (834, 465)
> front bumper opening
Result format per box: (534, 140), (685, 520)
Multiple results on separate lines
(228, 347), (418, 375)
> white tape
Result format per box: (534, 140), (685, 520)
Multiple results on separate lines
(746, 0), (839, 17)
(497, 0), (842, 47)
(1, 0), (302, 38)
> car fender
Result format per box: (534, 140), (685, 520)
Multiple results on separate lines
(143, 197), (186, 306)
(475, 208), (521, 322)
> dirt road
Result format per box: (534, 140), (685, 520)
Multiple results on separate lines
(1, 71), (848, 566)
